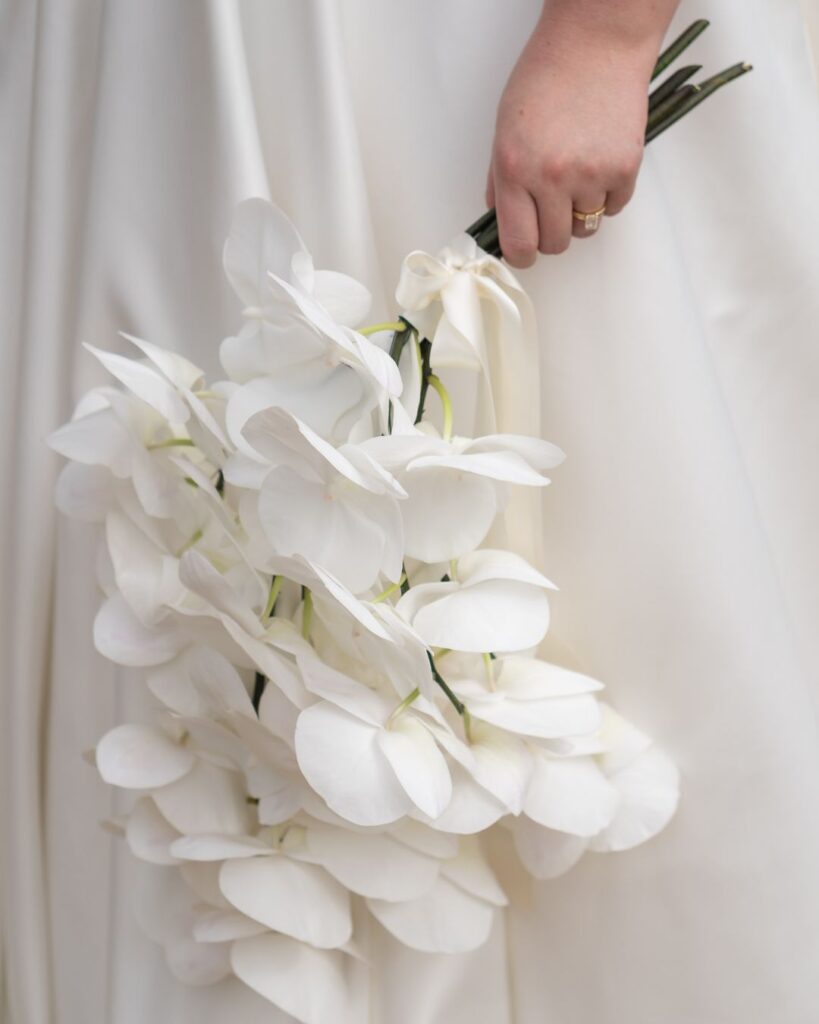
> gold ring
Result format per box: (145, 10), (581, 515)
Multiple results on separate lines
(572, 205), (606, 231)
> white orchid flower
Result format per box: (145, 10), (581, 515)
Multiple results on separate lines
(294, 682), (455, 827)
(48, 388), (183, 519)
(441, 652), (604, 739)
(223, 197), (372, 339)
(221, 199), (398, 445)
(232, 406), (405, 593)
(86, 336), (230, 467)
(48, 379), (215, 521)
(511, 705), (680, 877)
(396, 549), (556, 653)
(360, 431), (564, 562)
(587, 704), (680, 852)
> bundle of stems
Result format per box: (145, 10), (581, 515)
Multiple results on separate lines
(466, 19), (751, 258)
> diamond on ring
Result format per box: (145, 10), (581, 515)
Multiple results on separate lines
(572, 205), (607, 232)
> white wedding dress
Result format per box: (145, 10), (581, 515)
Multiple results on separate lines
(3, 1), (819, 1021)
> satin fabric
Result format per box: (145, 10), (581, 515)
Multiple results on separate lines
(2, 2), (819, 1022)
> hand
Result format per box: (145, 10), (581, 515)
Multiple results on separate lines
(487, 7), (668, 266)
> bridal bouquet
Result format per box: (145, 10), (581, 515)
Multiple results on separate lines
(48, 23), (748, 1023)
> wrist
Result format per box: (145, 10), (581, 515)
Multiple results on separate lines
(534, 1), (676, 76)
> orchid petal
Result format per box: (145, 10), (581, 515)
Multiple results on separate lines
(125, 797), (182, 864)
(495, 657), (605, 699)
(295, 702), (411, 826)
(457, 549), (555, 590)
(367, 875), (495, 954)
(422, 766), (506, 835)
(179, 550), (263, 637)
(84, 344), (190, 424)
(47, 407), (132, 471)
(401, 579), (550, 653)
(223, 197), (307, 306)
(524, 754), (618, 837)
(191, 907), (267, 943)
(466, 721), (533, 814)
(153, 759), (253, 836)
(220, 856), (351, 949)
(257, 465), (397, 593)
(55, 463), (115, 522)
(96, 723), (194, 789)
(165, 938), (231, 987)
(169, 834), (271, 861)
(231, 933), (348, 1024)
(312, 270), (371, 327)
(512, 816), (589, 879)
(106, 511), (182, 626)
(400, 468), (499, 562)
(305, 822), (439, 901)
(466, 691), (602, 740)
(377, 716), (452, 819)
(120, 333), (204, 391)
(589, 746), (680, 853)
(440, 836), (507, 906)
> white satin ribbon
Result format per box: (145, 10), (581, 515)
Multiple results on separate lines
(396, 233), (545, 572)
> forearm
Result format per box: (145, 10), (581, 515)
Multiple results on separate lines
(537, 0), (683, 56)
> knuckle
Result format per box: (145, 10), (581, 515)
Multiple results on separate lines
(541, 154), (571, 185)
(612, 152), (642, 185)
(495, 144), (524, 181)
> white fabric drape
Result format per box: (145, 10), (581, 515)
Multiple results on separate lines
(2, 2), (819, 1022)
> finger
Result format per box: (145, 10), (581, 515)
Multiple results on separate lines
(604, 178), (636, 218)
(571, 187), (608, 240)
(535, 189), (574, 255)
(494, 179), (539, 268)
(485, 167), (495, 209)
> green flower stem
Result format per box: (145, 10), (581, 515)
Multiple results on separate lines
(647, 83), (700, 134)
(301, 588), (314, 641)
(426, 374), (453, 441)
(360, 321), (407, 336)
(648, 64), (702, 112)
(147, 437), (194, 451)
(373, 574), (408, 603)
(252, 672), (267, 713)
(386, 686), (421, 726)
(263, 574), (283, 619)
(428, 650), (467, 723)
(414, 338), (433, 425)
(651, 18), (709, 81)
(387, 321), (416, 433)
(646, 62), (753, 142)
(482, 652), (495, 690)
